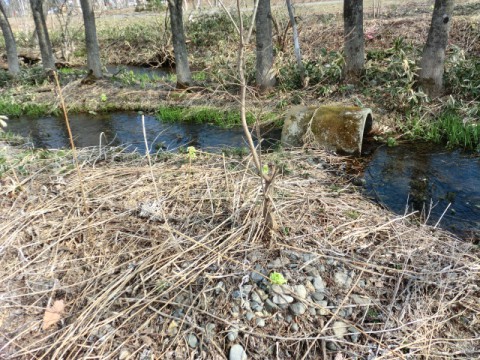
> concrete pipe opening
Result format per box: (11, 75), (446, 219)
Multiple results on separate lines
(281, 105), (373, 155)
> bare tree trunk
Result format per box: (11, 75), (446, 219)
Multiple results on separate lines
(168, 0), (192, 88)
(343, 0), (364, 82)
(255, 0), (275, 91)
(418, 0), (454, 98)
(285, 0), (304, 86)
(0, 0), (20, 76)
(80, 0), (103, 78)
(29, 0), (56, 72)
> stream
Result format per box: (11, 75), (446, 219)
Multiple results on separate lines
(4, 112), (277, 153)
(3, 112), (479, 240)
(363, 143), (479, 240)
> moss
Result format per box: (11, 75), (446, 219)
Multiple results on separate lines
(309, 105), (366, 154)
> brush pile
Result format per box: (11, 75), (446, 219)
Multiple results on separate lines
(0, 146), (478, 359)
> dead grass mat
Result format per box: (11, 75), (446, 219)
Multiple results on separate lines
(0, 147), (479, 359)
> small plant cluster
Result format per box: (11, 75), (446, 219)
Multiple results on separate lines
(186, 13), (243, 47)
(156, 106), (255, 128)
(0, 95), (54, 117)
(404, 108), (480, 151)
(114, 69), (163, 88)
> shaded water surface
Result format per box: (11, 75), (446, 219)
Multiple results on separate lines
(104, 65), (171, 79)
(5, 112), (276, 153)
(364, 143), (480, 239)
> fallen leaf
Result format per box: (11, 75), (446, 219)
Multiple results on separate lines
(42, 300), (65, 330)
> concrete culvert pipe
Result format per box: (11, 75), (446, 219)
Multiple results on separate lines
(281, 105), (373, 155)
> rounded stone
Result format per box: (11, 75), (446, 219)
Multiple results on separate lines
(312, 276), (326, 292)
(255, 318), (266, 327)
(229, 344), (247, 360)
(272, 294), (294, 305)
(292, 284), (307, 299)
(311, 291), (325, 301)
(289, 302), (307, 316)
(187, 334), (198, 348)
(332, 321), (349, 339)
(227, 328), (239, 342)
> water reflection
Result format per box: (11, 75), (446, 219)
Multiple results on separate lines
(4, 112), (278, 154)
(364, 143), (480, 239)
(105, 65), (171, 79)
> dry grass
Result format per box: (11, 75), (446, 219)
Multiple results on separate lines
(0, 145), (478, 359)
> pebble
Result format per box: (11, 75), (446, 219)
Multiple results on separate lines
(250, 265), (266, 283)
(231, 305), (240, 318)
(268, 257), (290, 269)
(187, 334), (198, 348)
(255, 318), (266, 327)
(289, 302), (307, 316)
(308, 307), (316, 316)
(315, 300), (329, 316)
(312, 276), (326, 292)
(229, 344), (247, 360)
(285, 314), (293, 323)
(291, 323), (299, 332)
(250, 291), (262, 303)
(302, 253), (316, 262)
(227, 328), (239, 342)
(250, 301), (263, 312)
(332, 321), (349, 339)
(292, 284), (307, 299)
(304, 265), (320, 277)
(349, 326), (360, 343)
(245, 312), (255, 321)
(264, 299), (278, 313)
(272, 294), (294, 305)
(271, 284), (284, 294)
(351, 294), (372, 305)
(256, 289), (268, 301)
(334, 271), (352, 288)
(242, 285), (253, 294)
(326, 341), (338, 351)
(311, 291), (325, 301)
(304, 280), (315, 293)
(119, 349), (131, 360)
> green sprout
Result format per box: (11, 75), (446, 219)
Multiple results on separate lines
(269, 272), (287, 285)
(187, 146), (197, 161)
(262, 164), (269, 175)
(100, 93), (107, 102)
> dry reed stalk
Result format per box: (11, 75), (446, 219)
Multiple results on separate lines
(0, 148), (478, 359)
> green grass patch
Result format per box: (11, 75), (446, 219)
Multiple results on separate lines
(403, 108), (480, 151)
(0, 97), (54, 117)
(156, 106), (256, 127)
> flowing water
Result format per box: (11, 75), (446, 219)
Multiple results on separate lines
(104, 65), (172, 79)
(363, 143), (480, 240)
(4, 112), (479, 239)
(4, 112), (278, 153)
